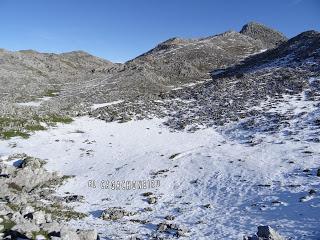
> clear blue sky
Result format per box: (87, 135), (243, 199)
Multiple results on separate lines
(0, 0), (319, 62)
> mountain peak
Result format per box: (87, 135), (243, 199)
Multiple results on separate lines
(153, 37), (192, 51)
(240, 22), (287, 48)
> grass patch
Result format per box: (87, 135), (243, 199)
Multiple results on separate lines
(0, 117), (26, 126)
(45, 115), (73, 124)
(25, 124), (46, 131)
(7, 182), (23, 192)
(0, 216), (16, 233)
(34, 203), (87, 221)
(0, 114), (72, 139)
(44, 89), (59, 97)
(2, 130), (29, 139)
(7, 203), (21, 212)
(42, 175), (75, 188)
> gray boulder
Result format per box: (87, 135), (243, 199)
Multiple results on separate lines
(100, 207), (132, 221)
(60, 227), (80, 240)
(257, 226), (285, 240)
(40, 222), (62, 234)
(32, 211), (46, 225)
(244, 225), (285, 240)
(77, 229), (98, 240)
(11, 221), (40, 238)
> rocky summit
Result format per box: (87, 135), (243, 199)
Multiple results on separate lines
(240, 22), (288, 48)
(0, 22), (320, 239)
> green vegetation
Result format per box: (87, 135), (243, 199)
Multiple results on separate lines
(44, 89), (59, 97)
(6, 203), (21, 212)
(7, 182), (23, 192)
(0, 114), (73, 139)
(45, 115), (73, 124)
(42, 175), (75, 188)
(2, 130), (29, 139)
(0, 117), (26, 126)
(25, 124), (46, 131)
(34, 203), (87, 221)
(0, 216), (16, 233)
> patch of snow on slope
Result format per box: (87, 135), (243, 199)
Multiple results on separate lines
(91, 100), (124, 110)
(16, 96), (53, 107)
(0, 116), (319, 239)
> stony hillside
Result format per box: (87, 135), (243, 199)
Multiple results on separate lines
(240, 22), (288, 48)
(0, 23), (287, 136)
(89, 30), (319, 130)
(129, 31), (264, 83)
(161, 30), (320, 130)
(0, 49), (116, 102)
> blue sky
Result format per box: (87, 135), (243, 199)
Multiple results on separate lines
(0, 0), (319, 62)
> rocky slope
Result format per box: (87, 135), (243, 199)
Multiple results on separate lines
(240, 22), (287, 48)
(159, 30), (320, 130)
(0, 49), (117, 102)
(0, 22), (286, 139)
(128, 31), (264, 83)
(88, 29), (319, 132)
(0, 154), (97, 240)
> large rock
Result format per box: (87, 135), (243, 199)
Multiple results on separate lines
(244, 225), (285, 240)
(12, 166), (56, 192)
(77, 229), (98, 240)
(11, 221), (40, 238)
(257, 226), (285, 240)
(40, 222), (62, 235)
(32, 211), (47, 225)
(100, 207), (132, 221)
(21, 157), (46, 169)
(21, 205), (35, 216)
(60, 227), (80, 240)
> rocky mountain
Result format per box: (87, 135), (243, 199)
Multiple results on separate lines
(0, 49), (117, 102)
(129, 30), (265, 83)
(88, 29), (319, 130)
(1, 23), (288, 130)
(160, 30), (319, 130)
(240, 22), (288, 48)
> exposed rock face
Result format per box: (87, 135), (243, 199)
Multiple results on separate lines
(157, 30), (319, 130)
(240, 22), (288, 48)
(215, 30), (319, 79)
(0, 154), (93, 239)
(257, 226), (285, 240)
(130, 30), (266, 83)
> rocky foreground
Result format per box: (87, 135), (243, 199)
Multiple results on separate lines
(0, 154), (98, 239)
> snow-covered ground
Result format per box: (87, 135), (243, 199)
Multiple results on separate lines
(91, 100), (124, 110)
(0, 101), (319, 239)
(16, 96), (53, 107)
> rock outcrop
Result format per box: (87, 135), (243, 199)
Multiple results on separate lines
(244, 225), (285, 240)
(240, 22), (288, 48)
(0, 155), (97, 240)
